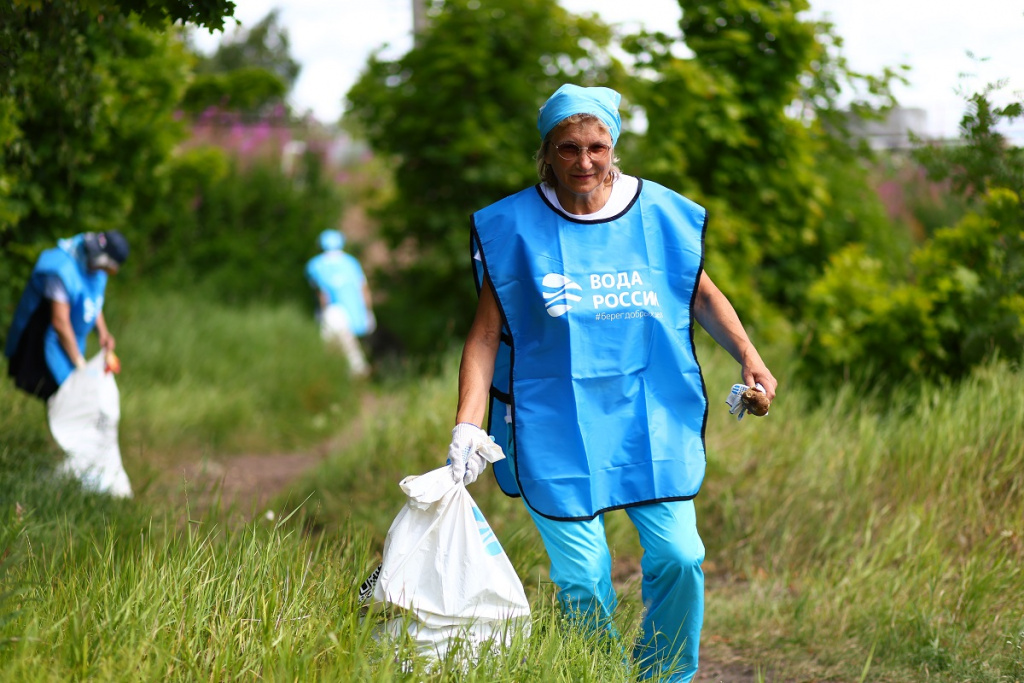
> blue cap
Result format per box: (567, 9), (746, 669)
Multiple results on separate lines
(537, 84), (622, 144)
(319, 229), (344, 251)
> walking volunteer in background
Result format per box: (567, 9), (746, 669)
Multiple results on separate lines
(305, 228), (376, 378)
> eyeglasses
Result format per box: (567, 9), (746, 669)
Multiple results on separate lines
(554, 142), (612, 162)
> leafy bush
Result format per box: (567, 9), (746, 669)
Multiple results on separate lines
(622, 1), (906, 330)
(800, 188), (1024, 385)
(136, 146), (346, 307)
(798, 86), (1024, 387)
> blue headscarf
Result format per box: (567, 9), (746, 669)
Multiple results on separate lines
(319, 229), (345, 251)
(537, 84), (622, 144)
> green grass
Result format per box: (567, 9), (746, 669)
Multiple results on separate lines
(0, 291), (1021, 681)
(694, 349), (1024, 681)
(108, 287), (361, 459)
(289, 336), (1024, 681)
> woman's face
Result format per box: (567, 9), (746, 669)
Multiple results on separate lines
(544, 120), (614, 209)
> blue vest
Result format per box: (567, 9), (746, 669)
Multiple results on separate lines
(305, 251), (371, 336)
(5, 245), (107, 386)
(471, 180), (709, 521)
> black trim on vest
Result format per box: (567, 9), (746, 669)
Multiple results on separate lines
(489, 386), (511, 405)
(533, 178), (642, 224)
(689, 209), (711, 464)
(469, 218), (523, 499)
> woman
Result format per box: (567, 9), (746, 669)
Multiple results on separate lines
(448, 84), (777, 682)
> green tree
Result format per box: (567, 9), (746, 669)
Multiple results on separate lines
(913, 82), (1024, 198)
(138, 147), (346, 307)
(12, 0), (236, 31)
(619, 0), (904, 321)
(182, 9), (299, 115)
(344, 0), (620, 352)
(192, 9), (299, 90)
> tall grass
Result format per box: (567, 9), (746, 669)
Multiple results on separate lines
(1, 293), (1021, 680)
(696, 347), (1024, 681)
(290, 335), (1024, 681)
(103, 286), (360, 467)
(0, 510), (638, 680)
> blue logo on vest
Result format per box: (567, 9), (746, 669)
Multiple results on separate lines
(541, 273), (582, 317)
(471, 505), (504, 556)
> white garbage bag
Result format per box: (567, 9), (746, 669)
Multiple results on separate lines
(47, 352), (133, 498)
(366, 465), (531, 666)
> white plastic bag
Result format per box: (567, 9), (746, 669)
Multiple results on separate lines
(47, 352), (133, 498)
(367, 465), (531, 665)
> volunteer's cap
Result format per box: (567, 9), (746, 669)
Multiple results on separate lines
(319, 229), (345, 251)
(537, 83), (623, 144)
(84, 230), (130, 269)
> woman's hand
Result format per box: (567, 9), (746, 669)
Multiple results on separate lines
(694, 272), (777, 402)
(95, 311), (116, 351)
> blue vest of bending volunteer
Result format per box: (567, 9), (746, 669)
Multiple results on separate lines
(472, 179), (709, 521)
(5, 247), (107, 385)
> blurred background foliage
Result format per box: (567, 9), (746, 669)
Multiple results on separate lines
(343, 0), (625, 353)
(1, 0), (1022, 388)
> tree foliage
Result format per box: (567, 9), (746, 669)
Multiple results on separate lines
(137, 145), (346, 307)
(180, 67), (288, 114)
(913, 84), (1024, 198)
(191, 9), (299, 90)
(620, 0), (903, 319)
(344, 0), (621, 352)
(1, 0), (243, 338)
(182, 9), (299, 115)
(800, 87), (1024, 386)
(11, 0), (236, 31)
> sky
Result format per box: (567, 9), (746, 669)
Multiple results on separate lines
(192, 0), (1024, 139)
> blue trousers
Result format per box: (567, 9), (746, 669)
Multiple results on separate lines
(525, 499), (706, 682)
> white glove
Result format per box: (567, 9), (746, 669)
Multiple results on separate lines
(725, 382), (767, 421)
(447, 423), (505, 485)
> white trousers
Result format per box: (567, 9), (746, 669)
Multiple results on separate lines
(320, 305), (369, 377)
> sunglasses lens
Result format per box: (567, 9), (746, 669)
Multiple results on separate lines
(555, 142), (610, 161)
(556, 143), (581, 161)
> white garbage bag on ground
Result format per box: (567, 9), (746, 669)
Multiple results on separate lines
(47, 352), (133, 498)
(364, 464), (531, 665)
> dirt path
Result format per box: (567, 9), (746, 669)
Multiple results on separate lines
(158, 452), (323, 518)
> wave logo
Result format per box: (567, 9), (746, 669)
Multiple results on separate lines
(472, 506), (504, 556)
(83, 296), (102, 324)
(541, 273), (582, 317)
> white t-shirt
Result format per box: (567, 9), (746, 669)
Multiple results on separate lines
(539, 174), (640, 220)
(473, 175), (642, 265)
(45, 275), (69, 303)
